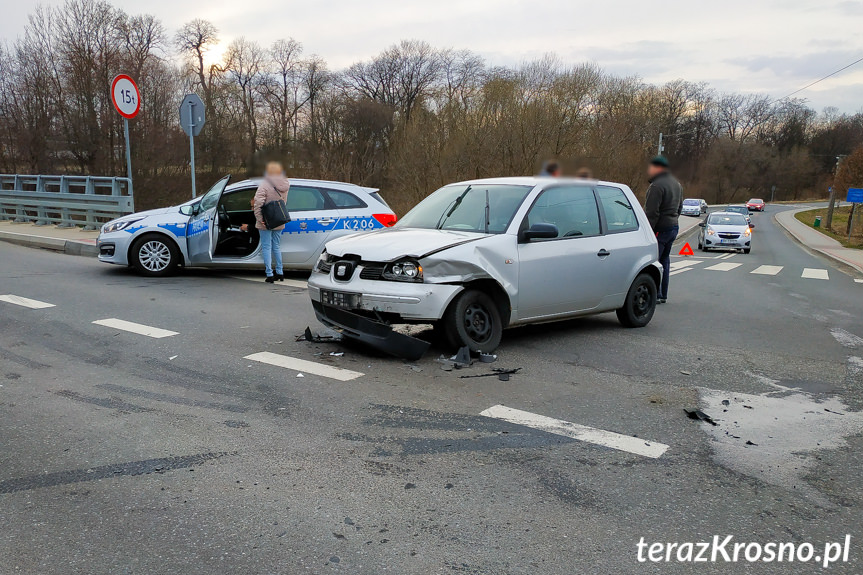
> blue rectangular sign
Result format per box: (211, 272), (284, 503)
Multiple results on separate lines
(847, 188), (863, 203)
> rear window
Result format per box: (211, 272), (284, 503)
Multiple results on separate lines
(324, 189), (367, 209)
(597, 186), (638, 233)
(727, 206), (748, 214)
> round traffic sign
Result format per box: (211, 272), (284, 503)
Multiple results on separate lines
(111, 74), (141, 119)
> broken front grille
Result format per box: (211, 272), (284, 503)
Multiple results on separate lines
(359, 263), (386, 280)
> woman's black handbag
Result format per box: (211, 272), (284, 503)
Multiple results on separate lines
(262, 199), (290, 230)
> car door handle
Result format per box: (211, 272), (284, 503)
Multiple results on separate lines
(597, 249), (611, 257)
(318, 218), (335, 225)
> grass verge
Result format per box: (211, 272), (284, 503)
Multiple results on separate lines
(794, 206), (863, 249)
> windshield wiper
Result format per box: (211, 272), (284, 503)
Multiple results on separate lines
(436, 185), (471, 229)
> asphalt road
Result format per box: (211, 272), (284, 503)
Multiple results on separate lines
(1, 204), (862, 574)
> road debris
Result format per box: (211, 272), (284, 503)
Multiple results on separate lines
(684, 408), (718, 426)
(296, 373), (304, 378)
(168, 355), (178, 360)
(745, 440), (758, 446)
(680, 370), (691, 375)
(296, 326), (342, 343)
(479, 353), (497, 363)
(329, 352), (344, 357)
(459, 367), (521, 380)
(824, 408), (845, 415)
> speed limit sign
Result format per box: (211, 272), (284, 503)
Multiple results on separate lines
(111, 74), (140, 119)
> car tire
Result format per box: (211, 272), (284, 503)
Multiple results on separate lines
(616, 273), (657, 328)
(130, 234), (180, 277)
(442, 289), (503, 353)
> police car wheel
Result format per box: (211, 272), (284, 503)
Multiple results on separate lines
(130, 234), (179, 277)
(443, 289), (503, 353)
(616, 273), (657, 328)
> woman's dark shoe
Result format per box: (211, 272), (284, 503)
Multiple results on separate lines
(275, 274), (284, 282)
(265, 276), (276, 283)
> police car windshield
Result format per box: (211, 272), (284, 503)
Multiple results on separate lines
(397, 184), (531, 234)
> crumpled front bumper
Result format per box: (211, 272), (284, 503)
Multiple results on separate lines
(311, 301), (430, 360)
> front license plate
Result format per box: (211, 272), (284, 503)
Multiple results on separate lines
(321, 289), (361, 309)
(720, 239), (736, 244)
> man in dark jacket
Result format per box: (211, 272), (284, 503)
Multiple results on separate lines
(644, 156), (683, 303)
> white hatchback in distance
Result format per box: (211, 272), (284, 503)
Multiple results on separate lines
(697, 211), (753, 253)
(308, 177), (663, 357)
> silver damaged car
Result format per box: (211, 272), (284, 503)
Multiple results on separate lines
(308, 177), (663, 357)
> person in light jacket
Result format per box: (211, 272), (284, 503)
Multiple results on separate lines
(253, 162), (290, 283)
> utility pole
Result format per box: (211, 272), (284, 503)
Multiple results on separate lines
(657, 133), (665, 156)
(826, 155), (844, 230)
(770, 185), (776, 203)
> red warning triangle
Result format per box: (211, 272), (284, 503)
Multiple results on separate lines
(678, 242), (694, 256)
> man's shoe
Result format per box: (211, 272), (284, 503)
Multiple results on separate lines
(275, 274), (284, 281)
(658, 298), (667, 304)
(265, 276), (276, 283)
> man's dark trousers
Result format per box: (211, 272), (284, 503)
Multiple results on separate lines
(656, 226), (678, 299)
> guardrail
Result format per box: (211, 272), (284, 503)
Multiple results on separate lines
(0, 174), (134, 230)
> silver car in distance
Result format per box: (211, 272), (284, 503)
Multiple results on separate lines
(308, 177), (662, 357)
(697, 211), (754, 254)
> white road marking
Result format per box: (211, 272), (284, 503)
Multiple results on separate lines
(801, 268), (829, 280)
(854, 279), (863, 284)
(479, 404), (669, 458)
(704, 262), (742, 272)
(830, 328), (863, 349)
(0, 294), (55, 309)
(228, 275), (308, 289)
(669, 268), (691, 276)
(670, 260), (700, 271)
(92, 318), (178, 338)
(244, 351), (363, 381)
(750, 265), (783, 276)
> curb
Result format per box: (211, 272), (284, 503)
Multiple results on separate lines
(774, 208), (863, 275)
(0, 229), (98, 257)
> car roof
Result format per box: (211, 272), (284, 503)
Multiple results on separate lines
(444, 176), (627, 188)
(227, 177), (378, 194)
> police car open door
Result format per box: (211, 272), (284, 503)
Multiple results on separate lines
(187, 175), (230, 264)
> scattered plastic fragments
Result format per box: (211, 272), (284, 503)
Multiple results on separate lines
(296, 326), (342, 343)
(684, 408), (718, 426)
(459, 367), (521, 380)
(479, 353), (497, 363)
(329, 352), (344, 357)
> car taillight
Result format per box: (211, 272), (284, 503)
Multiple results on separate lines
(373, 213), (397, 227)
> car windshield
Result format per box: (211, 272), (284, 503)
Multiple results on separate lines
(683, 199), (700, 205)
(749, 199), (763, 203)
(397, 184), (532, 234)
(709, 214), (748, 226)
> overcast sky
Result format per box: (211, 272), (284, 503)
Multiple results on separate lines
(3, 0), (862, 112)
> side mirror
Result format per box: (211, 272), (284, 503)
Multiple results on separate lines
(749, 223), (755, 229)
(522, 223), (559, 241)
(698, 221), (706, 227)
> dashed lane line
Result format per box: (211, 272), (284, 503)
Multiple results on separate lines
(704, 262), (742, 272)
(92, 318), (179, 338)
(669, 268), (692, 276)
(750, 265), (783, 276)
(479, 404), (669, 459)
(801, 268), (829, 280)
(245, 351), (364, 381)
(0, 294), (55, 309)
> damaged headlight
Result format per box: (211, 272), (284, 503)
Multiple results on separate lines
(383, 259), (423, 282)
(101, 218), (142, 233)
(314, 250), (331, 274)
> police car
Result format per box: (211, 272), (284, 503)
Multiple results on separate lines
(97, 175), (396, 276)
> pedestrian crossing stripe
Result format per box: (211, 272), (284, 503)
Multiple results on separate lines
(750, 265), (783, 276)
(704, 262), (742, 272)
(801, 268), (829, 280)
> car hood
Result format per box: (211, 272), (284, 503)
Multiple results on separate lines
(324, 228), (487, 261)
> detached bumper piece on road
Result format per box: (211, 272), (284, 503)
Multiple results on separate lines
(312, 301), (430, 361)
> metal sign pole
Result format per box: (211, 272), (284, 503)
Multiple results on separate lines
(123, 118), (133, 185)
(188, 100), (196, 199)
(850, 204), (856, 244)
